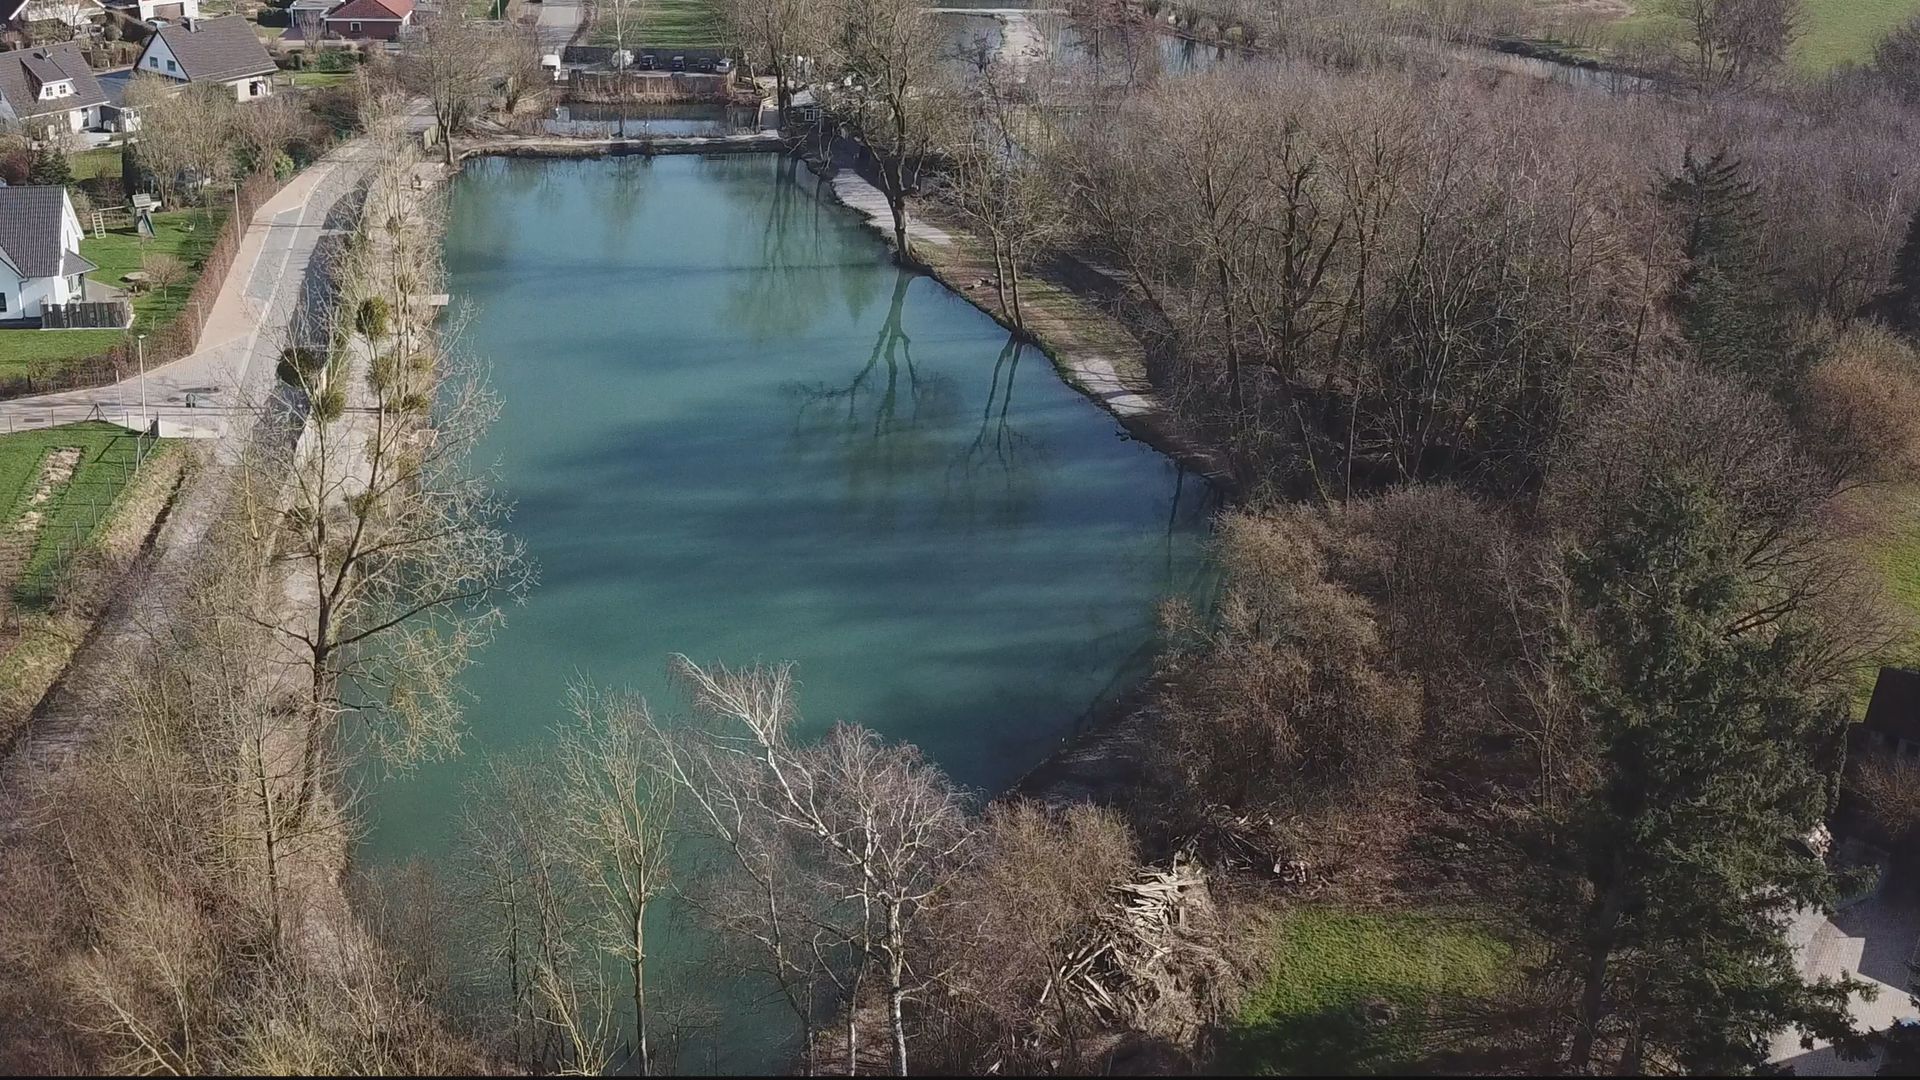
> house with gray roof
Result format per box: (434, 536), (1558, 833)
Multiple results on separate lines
(0, 186), (106, 326)
(0, 42), (109, 138)
(135, 15), (277, 101)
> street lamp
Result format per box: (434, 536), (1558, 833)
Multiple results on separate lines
(137, 333), (148, 464)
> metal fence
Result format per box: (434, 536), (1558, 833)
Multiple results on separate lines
(15, 423), (164, 609)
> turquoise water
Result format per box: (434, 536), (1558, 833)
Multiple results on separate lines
(364, 154), (1211, 1068)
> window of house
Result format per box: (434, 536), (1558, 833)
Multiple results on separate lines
(166, 60), (176, 72)
(149, 56), (158, 67)
(1, 293), (8, 313)
(250, 80), (261, 97)
(350, 21), (361, 32)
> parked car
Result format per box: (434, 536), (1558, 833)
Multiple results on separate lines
(670, 55), (685, 72)
(714, 57), (734, 74)
(697, 57), (714, 73)
(638, 53), (656, 70)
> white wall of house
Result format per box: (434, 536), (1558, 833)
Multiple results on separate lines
(17, 270), (79, 317)
(137, 33), (189, 82)
(223, 74), (271, 101)
(136, 0), (200, 21)
(0, 272), (21, 322)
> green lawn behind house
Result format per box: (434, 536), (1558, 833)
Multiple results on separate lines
(592, 0), (727, 48)
(0, 207), (226, 385)
(0, 422), (169, 607)
(1221, 908), (1511, 1075)
(69, 147), (123, 183)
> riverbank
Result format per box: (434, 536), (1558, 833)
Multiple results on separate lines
(798, 145), (1241, 499)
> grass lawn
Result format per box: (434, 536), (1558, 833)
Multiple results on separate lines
(0, 207), (226, 385)
(0, 422), (167, 607)
(1606, 0), (1920, 71)
(1853, 484), (1920, 708)
(1221, 908), (1511, 1076)
(69, 147), (123, 183)
(592, 0), (727, 48)
(290, 71), (353, 88)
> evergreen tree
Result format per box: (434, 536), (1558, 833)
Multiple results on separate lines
(1533, 476), (1863, 1074)
(1875, 207), (1920, 334)
(1661, 149), (1798, 387)
(26, 142), (71, 189)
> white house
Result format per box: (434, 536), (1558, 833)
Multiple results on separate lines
(0, 42), (109, 137)
(107, 0), (199, 23)
(136, 15), (276, 101)
(0, 187), (99, 325)
(3, 0), (107, 32)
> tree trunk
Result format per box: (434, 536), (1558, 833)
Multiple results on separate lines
(633, 905), (650, 1076)
(887, 903), (909, 1076)
(1569, 856), (1629, 1072)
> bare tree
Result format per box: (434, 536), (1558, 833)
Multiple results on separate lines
(935, 48), (1067, 331)
(719, 0), (822, 123)
(818, 0), (951, 259)
(250, 142), (531, 827)
(1661, 0), (1799, 94)
(551, 684), (675, 1076)
(398, 6), (500, 166)
(668, 658), (972, 1076)
(124, 75), (237, 206)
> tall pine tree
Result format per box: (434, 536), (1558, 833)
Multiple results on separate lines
(25, 142), (71, 189)
(1532, 476), (1863, 1074)
(1661, 149), (1799, 389)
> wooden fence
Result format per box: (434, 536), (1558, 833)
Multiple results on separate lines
(40, 301), (133, 330)
(0, 168), (288, 401)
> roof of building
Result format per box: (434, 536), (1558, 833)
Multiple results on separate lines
(0, 186), (76, 280)
(0, 42), (108, 120)
(148, 16), (278, 83)
(326, 0), (412, 19)
(0, 0), (29, 22)
(1864, 667), (1920, 742)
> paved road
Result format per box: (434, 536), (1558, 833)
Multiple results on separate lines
(536, 0), (583, 52)
(0, 134), (404, 443)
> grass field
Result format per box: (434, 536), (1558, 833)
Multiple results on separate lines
(1221, 908), (1511, 1075)
(289, 71), (354, 88)
(0, 208), (226, 384)
(1603, 0), (1920, 71)
(69, 147), (123, 183)
(591, 0), (727, 48)
(0, 423), (165, 607)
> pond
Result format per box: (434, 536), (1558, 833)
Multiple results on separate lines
(361, 153), (1213, 1071)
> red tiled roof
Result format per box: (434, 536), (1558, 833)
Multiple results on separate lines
(326, 0), (412, 19)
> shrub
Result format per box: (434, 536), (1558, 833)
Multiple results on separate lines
(275, 346), (327, 386)
(314, 385), (347, 422)
(355, 296), (391, 340)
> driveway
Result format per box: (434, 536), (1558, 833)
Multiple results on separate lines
(1771, 872), (1920, 1074)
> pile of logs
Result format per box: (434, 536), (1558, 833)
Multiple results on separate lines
(1040, 853), (1221, 1038)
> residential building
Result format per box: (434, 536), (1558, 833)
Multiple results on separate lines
(3, 0), (106, 34)
(0, 41), (108, 137)
(134, 15), (276, 101)
(320, 0), (411, 42)
(105, 0), (200, 23)
(0, 186), (100, 325)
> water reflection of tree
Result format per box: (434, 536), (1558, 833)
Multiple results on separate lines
(728, 157), (831, 342)
(941, 334), (1044, 528)
(786, 270), (961, 525)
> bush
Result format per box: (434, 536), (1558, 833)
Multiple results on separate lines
(275, 346), (327, 387)
(314, 385), (347, 422)
(355, 296), (390, 340)
(313, 48), (359, 73)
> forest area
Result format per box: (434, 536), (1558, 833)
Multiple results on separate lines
(7, 0), (1920, 1076)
